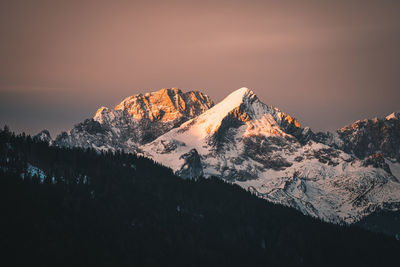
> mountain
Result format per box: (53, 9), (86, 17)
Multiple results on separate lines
(141, 87), (303, 177)
(142, 88), (400, 224)
(42, 87), (400, 226)
(1, 128), (399, 267)
(312, 111), (400, 234)
(54, 88), (213, 152)
(314, 111), (400, 162)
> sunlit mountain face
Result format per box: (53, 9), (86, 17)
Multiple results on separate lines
(54, 88), (214, 151)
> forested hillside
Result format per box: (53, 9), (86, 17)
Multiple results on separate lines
(0, 127), (398, 267)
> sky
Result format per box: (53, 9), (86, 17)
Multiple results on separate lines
(1, 0), (399, 136)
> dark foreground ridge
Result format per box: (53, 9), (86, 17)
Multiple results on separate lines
(1, 126), (399, 267)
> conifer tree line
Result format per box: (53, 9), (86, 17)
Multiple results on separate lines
(0, 126), (399, 267)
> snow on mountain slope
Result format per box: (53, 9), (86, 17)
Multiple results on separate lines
(141, 87), (301, 175)
(386, 158), (400, 180)
(239, 142), (400, 223)
(54, 88), (214, 152)
(141, 87), (400, 223)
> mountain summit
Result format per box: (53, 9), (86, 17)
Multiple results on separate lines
(55, 88), (213, 151)
(165, 87), (299, 142)
(96, 88), (213, 124)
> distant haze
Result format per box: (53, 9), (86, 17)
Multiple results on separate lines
(1, 0), (399, 136)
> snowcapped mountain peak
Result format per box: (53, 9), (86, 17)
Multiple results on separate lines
(216, 87), (261, 111)
(202, 87), (252, 114)
(187, 87), (256, 136)
(206, 87), (300, 137)
(224, 86), (252, 100)
(141, 87), (305, 176)
(142, 87), (302, 148)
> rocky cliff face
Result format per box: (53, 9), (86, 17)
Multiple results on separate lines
(314, 112), (400, 162)
(54, 88), (214, 152)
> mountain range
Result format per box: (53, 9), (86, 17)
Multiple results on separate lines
(38, 87), (400, 226)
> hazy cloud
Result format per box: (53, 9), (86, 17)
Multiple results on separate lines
(1, 0), (399, 135)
